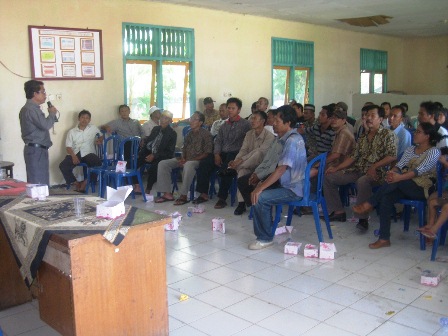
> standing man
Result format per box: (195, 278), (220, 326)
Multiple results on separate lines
(19, 80), (59, 185)
(59, 110), (102, 191)
(203, 97), (219, 129)
(249, 105), (306, 250)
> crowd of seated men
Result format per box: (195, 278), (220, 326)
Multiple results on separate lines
(59, 96), (448, 250)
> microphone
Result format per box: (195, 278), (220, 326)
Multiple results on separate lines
(47, 101), (53, 108)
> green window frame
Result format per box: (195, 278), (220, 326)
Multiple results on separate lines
(272, 37), (314, 106)
(360, 48), (387, 94)
(123, 23), (196, 121)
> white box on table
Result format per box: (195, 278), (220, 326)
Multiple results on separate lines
(284, 242), (302, 255)
(26, 184), (49, 199)
(319, 242), (337, 260)
(212, 218), (225, 233)
(304, 244), (319, 258)
(96, 186), (132, 219)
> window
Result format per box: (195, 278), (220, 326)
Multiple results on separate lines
(123, 23), (195, 121)
(272, 38), (314, 106)
(360, 48), (387, 94)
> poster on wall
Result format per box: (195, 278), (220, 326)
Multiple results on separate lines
(28, 25), (103, 80)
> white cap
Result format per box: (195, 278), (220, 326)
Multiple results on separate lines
(148, 106), (162, 115)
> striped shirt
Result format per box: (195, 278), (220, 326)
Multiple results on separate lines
(396, 146), (440, 176)
(305, 124), (335, 158)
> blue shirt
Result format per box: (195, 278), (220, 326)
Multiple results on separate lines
(391, 123), (411, 159)
(278, 129), (307, 197)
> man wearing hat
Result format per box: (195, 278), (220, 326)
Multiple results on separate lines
(203, 97), (219, 129)
(142, 106), (162, 137)
(336, 101), (355, 132)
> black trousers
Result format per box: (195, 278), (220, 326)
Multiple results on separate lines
(59, 152), (102, 184)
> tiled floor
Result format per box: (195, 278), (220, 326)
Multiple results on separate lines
(1, 190), (448, 335)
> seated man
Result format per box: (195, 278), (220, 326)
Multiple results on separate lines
(300, 105), (335, 161)
(155, 112), (213, 204)
(210, 103), (229, 137)
(418, 101), (448, 149)
(193, 97), (250, 208)
(228, 111), (275, 215)
(142, 106), (162, 137)
(389, 105), (411, 159)
(323, 105), (397, 231)
(248, 105), (306, 250)
(59, 110), (102, 191)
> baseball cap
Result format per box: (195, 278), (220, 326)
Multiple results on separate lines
(203, 97), (215, 104)
(333, 107), (347, 119)
(148, 106), (162, 115)
(336, 101), (348, 112)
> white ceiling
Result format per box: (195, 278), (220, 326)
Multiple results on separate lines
(147, 0), (448, 37)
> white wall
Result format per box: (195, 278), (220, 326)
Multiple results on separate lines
(0, 0), (444, 184)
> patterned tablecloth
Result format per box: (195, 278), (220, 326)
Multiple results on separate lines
(0, 189), (166, 286)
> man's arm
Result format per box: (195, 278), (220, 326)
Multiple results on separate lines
(326, 156), (355, 174)
(251, 165), (287, 205)
(66, 147), (80, 165)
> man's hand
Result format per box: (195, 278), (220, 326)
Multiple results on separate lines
(228, 159), (242, 169)
(214, 154), (222, 167)
(248, 173), (260, 186)
(48, 105), (57, 114)
(366, 166), (379, 181)
(178, 158), (186, 167)
(325, 166), (338, 175)
(145, 154), (155, 162)
(71, 155), (80, 165)
(251, 184), (263, 205)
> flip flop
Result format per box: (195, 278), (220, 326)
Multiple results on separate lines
(174, 198), (189, 206)
(155, 196), (175, 203)
(192, 196), (208, 204)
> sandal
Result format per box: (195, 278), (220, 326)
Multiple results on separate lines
(174, 198), (189, 206)
(192, 196), (208, 204)
(155, 196), (175, 203)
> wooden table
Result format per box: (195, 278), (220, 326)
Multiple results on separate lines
(0, 204), (171, 335)
(0, 161), (14, 178)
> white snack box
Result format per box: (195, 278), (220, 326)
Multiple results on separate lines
(319, 242), (337, 260)
(96, 186), (133, 219)
(420, 270), (441, 287)
(26, 184), (49, 199)
(212, 217), (225, 233)
(275, 225), (293, 235)
(304, 244), (319, 258)
(193, 204), (205, 213)
(165, 212), (182, 231)
(284, 242), (302, 255)
(115, 161), (127, 173)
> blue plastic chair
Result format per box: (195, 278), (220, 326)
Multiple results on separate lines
(104, 137), (147, 202)
(86, 133), (121, 196)
(272, 153), (333, 242)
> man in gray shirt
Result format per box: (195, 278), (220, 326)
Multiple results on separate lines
(19, 80), (59, 185)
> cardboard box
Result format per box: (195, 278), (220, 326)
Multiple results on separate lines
(420, 270), (441, 287)
(96, 186), (132, 219)
(212, 218), (225, 233)
(115, 161), (127, 173)
(284, 242), (302, 255)
(319, 242), (337, 260)
(193, 204), (205, 213)
(304, 244), (319, 258)
(26, 184), (49, 200)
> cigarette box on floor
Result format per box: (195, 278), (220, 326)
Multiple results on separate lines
(284, 242), (302, 255)
(96, 186), (132, 219)
(26, 184), (49, 199)
(212, 218), (225, 233)
(319, 242), (337, 260)
(421, 270), (441, 287)
(304, 244), (319, 258)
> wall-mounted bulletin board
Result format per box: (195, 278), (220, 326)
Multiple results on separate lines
(28, 25), (103, 80)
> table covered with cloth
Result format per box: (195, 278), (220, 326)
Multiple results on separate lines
(0, 187), (166, 286)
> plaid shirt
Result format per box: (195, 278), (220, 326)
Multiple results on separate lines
(214, 117), (251, 154)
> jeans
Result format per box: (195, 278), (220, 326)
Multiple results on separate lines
(253, 187), (301, 242)
(369, 179), (426, 240)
